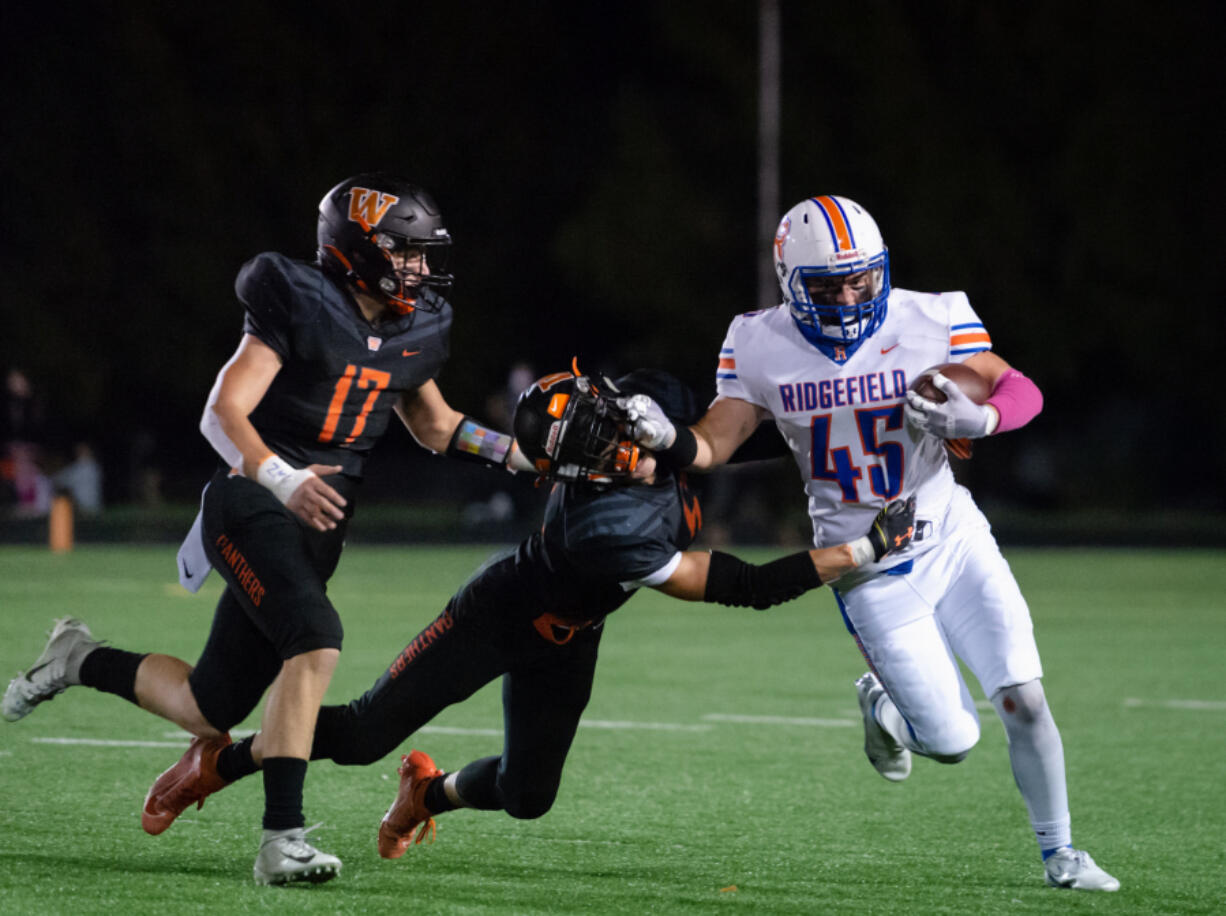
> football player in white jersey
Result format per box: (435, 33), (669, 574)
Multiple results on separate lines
(620, 195), (1118, 892)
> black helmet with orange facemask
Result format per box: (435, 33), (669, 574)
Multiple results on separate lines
(513, 362), (641, 487)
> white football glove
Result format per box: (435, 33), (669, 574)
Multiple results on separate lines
(904, 372), (998, 439)
(616, 394), (676, 450)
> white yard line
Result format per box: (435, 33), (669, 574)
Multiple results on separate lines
(23, 699), (1217, 752)
(702, 713), (855, 727)
(1123, 698), (1226, 711)
(31, 737), (191, 748)
(580, 719), (711, 732)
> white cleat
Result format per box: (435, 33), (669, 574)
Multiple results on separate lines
(1044, 847), (1120, 892)
(253, 826), (341, 886)
(3, 617), (100, 722)
(855, 671), (911, 782)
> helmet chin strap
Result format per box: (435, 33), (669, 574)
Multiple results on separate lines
(794, 316), (872, 364)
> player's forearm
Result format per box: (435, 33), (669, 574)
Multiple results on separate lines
(690, 426), (723, 470)
(394, 398), (465, 453)
(809, 543), (857, 582)
(202, 402), (276, 478)
(657, 423), (739, 472)
(691, 401), (762, 469)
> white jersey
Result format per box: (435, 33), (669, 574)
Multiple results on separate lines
(715, 287), (991, 587)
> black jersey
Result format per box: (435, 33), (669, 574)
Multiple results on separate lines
(236, 252), (452, 478)
(494, 471), (702, 625)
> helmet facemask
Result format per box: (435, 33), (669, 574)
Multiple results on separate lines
(789, 259), (889, 345)
(370, 231), (453, 315)
(514, 369), (640, 487)
(775, 196), (891, 362)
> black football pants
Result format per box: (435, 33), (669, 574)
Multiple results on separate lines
(311, 585), (602, 819)
(189, 470), (347, 731)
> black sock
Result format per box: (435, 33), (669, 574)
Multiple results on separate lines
(452, 755), (504, 811)
(262, 757), (308, 831)
(216, 735), (258, 783)
(78, 648), (146, 706)
(424, 773), (458, 814)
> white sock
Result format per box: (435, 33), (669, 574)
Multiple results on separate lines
(875, 693), (922, 753)
(993, 681), (1071, 855)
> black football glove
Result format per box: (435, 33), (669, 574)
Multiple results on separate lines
(867, 496), (917, 561)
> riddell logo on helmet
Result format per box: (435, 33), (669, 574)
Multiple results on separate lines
(545, 421), (562, 454)
(347, 188), (400, 232)
(835, 250), (863, 261)
(774, 217), (791, 260)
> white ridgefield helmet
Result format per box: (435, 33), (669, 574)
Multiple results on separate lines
(774, 195), (890, 362)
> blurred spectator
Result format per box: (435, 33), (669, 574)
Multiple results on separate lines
(483, 360), (536, 432)
(52, 442), (104, 514)
(128, 427), (163, 506)
(1, 368), (53, 516)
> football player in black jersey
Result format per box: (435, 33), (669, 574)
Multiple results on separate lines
(2, 174), (532, 886)
(120, 366), (914, 858)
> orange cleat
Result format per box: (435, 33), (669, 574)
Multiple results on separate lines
(141, 733), (232, 835)
(377, 749), (441, 858)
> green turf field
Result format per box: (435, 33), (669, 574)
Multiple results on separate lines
(1, 544), (1223, 914)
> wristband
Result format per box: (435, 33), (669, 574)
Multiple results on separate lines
(446, 417), (514, 468)
(256, 454), (315, 506)
(656, 424), (698, 468)
(849, 536), (876, 567)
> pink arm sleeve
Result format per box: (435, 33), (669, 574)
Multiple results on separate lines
(986, 369), (1043, 434)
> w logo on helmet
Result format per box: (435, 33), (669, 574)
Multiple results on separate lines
(347, 188), (400, 232)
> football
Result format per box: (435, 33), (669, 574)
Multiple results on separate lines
(910, 362), (991, 404)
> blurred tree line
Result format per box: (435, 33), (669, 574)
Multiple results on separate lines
(1, 1), (1219, 518)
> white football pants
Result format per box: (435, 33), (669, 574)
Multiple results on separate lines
(833, 487), (1042, 757)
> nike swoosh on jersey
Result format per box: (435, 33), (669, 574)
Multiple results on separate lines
(402, 350), (420, 357)
(880, 343), (899, 354)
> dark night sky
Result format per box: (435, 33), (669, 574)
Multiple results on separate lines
(1, 2), (1220, 514)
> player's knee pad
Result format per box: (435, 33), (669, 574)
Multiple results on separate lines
(928, 747), (972, 765)
(917, 712), (979, 762)
(327, 737), (392, 767)
(501, 786), (557, 820)
(993, 679), (1053, 740)
(993, 679), (1048, 724)
(278, 601), (344, 658)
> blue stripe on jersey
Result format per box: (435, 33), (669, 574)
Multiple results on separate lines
(720, 348), (734, 355)
(716, 372), (737, 380)
(951, 322), (985, 330)
(950, 346), (991, 355)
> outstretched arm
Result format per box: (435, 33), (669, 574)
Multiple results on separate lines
(620, 394), (765, 471)
(396, 380), (534, 472)
(653, 497), (916, 608)
(395, 379), (467, 452)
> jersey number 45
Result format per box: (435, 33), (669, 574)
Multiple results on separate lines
(811, 405), (904, 502)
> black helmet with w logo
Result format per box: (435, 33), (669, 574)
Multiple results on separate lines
(317, 173), (453, 315)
